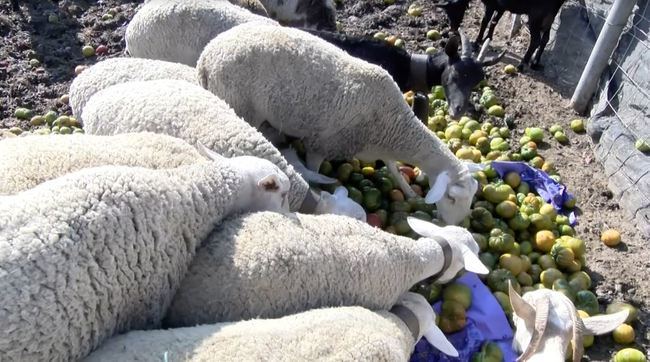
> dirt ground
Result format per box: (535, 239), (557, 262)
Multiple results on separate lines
(0, 0), (647, 360)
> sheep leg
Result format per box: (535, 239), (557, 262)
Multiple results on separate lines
(388, 161), (418, 199)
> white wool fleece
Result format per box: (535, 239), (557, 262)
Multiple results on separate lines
(125, 0), (277, 66)
(164, 211), (447, 326)
(0, 158), (278, 361)
(0, 132), (203, 195)
(196, 23), (468, 212)
(81, 79), (308, 211)
(84, 306), (414, 362)
(69, 57), (197, 120)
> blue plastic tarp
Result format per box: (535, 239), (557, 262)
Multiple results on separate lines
(490, 161), (577, 225)
(409, 273), (518, 362)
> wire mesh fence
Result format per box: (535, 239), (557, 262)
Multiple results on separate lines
(513, 0), (650, 233)
(584, 0), (650, 234)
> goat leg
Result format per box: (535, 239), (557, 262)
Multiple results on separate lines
(518, 20), (542, 71)
(486, 10), (505, 41)
(474, 7), (495, 49)
(530, 15), (555, 70)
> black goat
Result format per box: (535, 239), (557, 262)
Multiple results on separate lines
(303, 28), (504, 119)
(433, 0), (567, 70)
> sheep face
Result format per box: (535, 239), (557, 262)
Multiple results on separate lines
(425, 167), (478, 226)
(509, 284), (630, 362)
(197, 143), (291, 213)
(235, 155), (292, 212)
(314, 186), (367, 221)
(394, 292), (459, 357)
(407, 217), (488, 283)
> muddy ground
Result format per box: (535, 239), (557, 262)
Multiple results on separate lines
(0, 0), (647, 360)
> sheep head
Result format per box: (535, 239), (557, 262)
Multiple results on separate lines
(407, 217), (488, 283)
(392, 292), (459, 357)
(509, 283), (629, 362)
(425, 162), (483, 226)
(314, 186), (367, 222)
(197, 143), (292, 213)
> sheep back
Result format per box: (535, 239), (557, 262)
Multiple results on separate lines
(164, 211), (438, 326)
(84, 307), (413, 361)
(81, 79), (308, 211)
(197, 22), (408, 161)
(69, 57), (197, 119)
(0, 132), (203, 195)
(0, 160), (243, 361)
(126, 0), (277, 66)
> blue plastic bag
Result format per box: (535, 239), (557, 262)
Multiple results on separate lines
(409, 273), (518, 362)
(490, 161), (577, 225)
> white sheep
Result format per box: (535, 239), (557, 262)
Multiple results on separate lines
(508, 283), (630, 362)
(0, 149), (291, 361)
(85, 293), (457, 361)
(197, 23), (479, 225)
(0, 132), (204, 195)
(68, 57), (198, 120)
(80, 78), (365, 218)
(144, 0), (270, 16)
(164, 212), (487, 328)
(125, 0), (277, 66)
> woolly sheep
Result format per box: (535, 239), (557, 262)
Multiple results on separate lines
(0, 132), (204, 195)
(125, 0), (277, 66)
(164, 212), (487, 328)
(144, 0), (270, 17)
(0, 150), (290, 361)
(68, 57), (198, 120)
(85, 293), (457, 361)
(81, 78), (366, 218)
(197, 23), (479, 225)
(508, 283), (629, 362)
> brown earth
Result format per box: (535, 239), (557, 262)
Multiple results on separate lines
(0, 0), (647, 360)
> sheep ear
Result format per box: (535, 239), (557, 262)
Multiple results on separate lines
(460, 244), (489, 274)
(518, 296), (550, 361)
(333, 186), (348, 198)
(425, 171), (450, 203)
(582, 310), (629, 336)
(424, 325), (459, 357)
(257, 174), (281, 192)
(463, 161), (485, 173)
(509, 281), (535, 321)
(196, 142), (224, 161)
(407, 216), (443, 238)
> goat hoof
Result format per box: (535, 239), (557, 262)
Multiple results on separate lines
(530, 63), (545, 71)
(516, 63), (526, 72)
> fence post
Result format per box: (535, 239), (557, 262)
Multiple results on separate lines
(570, 0), (637, 113)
